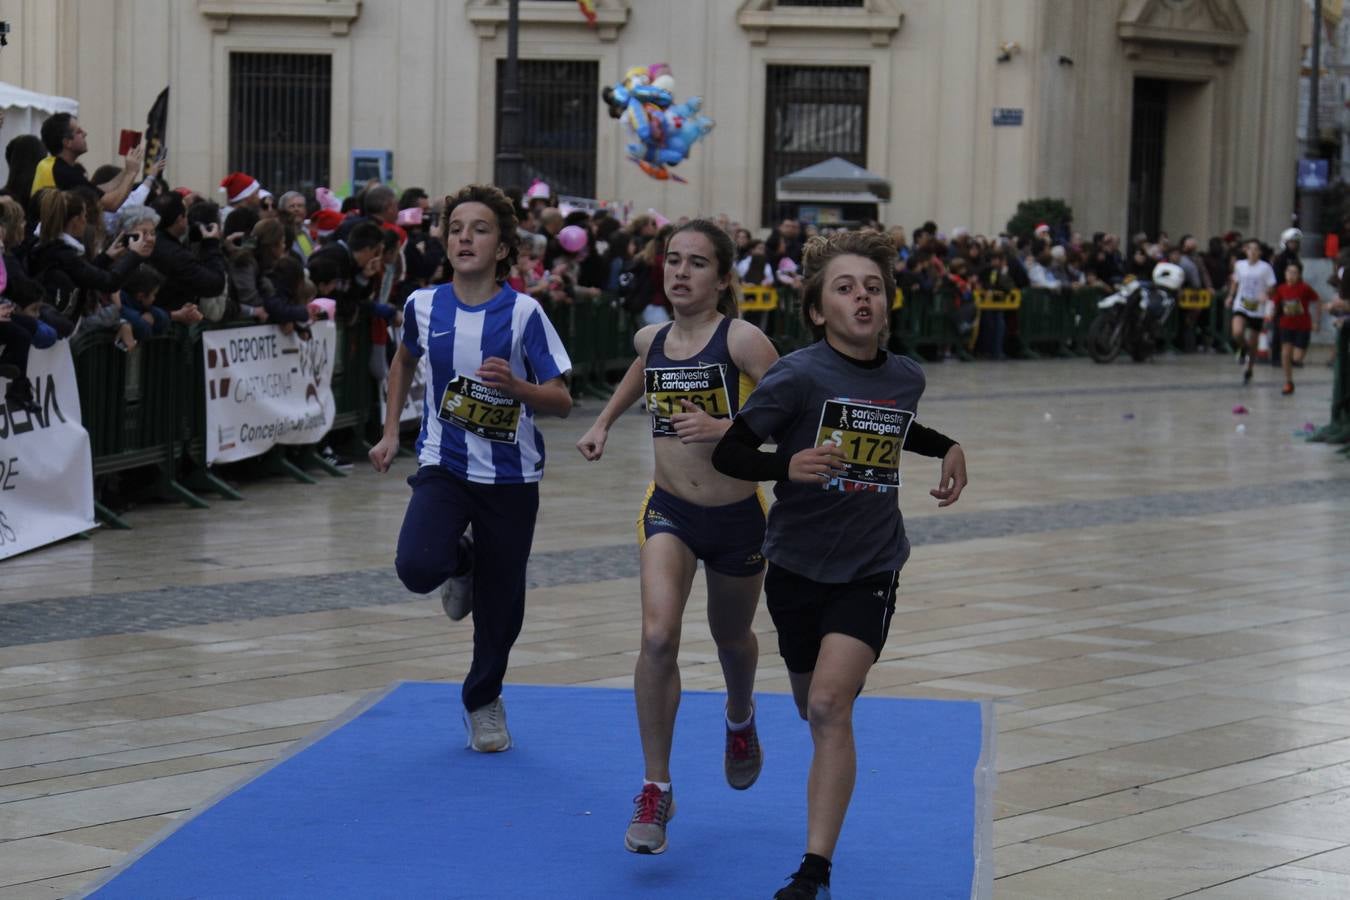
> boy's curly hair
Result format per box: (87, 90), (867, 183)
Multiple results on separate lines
(444, 184), (520, 281)
(800, 230), (898, 338)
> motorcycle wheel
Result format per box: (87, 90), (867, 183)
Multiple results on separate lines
(1087, 310), (1124, 363)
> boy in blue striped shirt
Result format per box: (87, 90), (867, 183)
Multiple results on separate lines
(371, 184), (573, 752)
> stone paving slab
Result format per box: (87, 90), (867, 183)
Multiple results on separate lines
(4, 476), (1347, 649)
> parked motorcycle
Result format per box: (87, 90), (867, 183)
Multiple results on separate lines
(1088, 262), (1184, 363)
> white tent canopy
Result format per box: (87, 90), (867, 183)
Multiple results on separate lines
(0, 81), (79, 182)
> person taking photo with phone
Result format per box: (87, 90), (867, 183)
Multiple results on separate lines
(39, 113), (144, 212)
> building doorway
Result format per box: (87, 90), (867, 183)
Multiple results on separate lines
(1128, 78), (1168, 241)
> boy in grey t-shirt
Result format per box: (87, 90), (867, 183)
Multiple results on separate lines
(712, 230), (968, 900)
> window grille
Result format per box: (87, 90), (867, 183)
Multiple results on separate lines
(496, 59), (599, 197)
(762, 65), (870, 226)
(229, 53), (332, 196)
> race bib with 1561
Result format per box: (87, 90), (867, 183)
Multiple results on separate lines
(438, 375), (521, 444)
(646, 365), (731, 437)
(815, 398), (914, 489)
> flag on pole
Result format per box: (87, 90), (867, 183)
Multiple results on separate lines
(577, 0), (598, 26)
(143, 87), (169, 180)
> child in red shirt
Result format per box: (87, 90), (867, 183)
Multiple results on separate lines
(1270, 262), (1320, 395)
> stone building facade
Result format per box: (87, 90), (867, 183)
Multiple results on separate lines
(0, 0), (1300, 240)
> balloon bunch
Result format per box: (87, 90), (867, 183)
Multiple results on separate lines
(602, 64), (714, 183)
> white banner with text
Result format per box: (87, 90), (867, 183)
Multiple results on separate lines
(201, 322), (337, 465)
(0, 342), (96, 559)
(378, 356), (428, 428)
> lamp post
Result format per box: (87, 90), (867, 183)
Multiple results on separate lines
(494, 0), (524, 191)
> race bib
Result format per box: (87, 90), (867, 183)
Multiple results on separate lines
(646, 365), (731, 437)
(815, 399), (914, 489)
(1238, 297), (1262, 314)
(1281, 298), (1305, 318)
(438, 375), (521, 444)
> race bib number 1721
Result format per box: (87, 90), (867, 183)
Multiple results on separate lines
(815, 399), (914, 489)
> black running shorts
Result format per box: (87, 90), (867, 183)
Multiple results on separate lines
(764, 563), (898, 674)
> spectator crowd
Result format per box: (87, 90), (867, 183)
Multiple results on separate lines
(3, 110), (1348, 428)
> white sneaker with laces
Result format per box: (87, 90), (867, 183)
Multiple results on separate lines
(464, 697), (511, 752)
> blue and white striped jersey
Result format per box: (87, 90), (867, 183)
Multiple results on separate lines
(402, 283), (572, 484)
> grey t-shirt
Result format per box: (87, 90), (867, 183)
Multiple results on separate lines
(737, 340), (926, 584)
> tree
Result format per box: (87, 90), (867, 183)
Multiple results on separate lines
(1006, 198), (1073, 242)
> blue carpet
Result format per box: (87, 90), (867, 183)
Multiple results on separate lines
(85, 683), (991, 899)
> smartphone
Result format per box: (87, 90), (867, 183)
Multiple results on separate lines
(119, 233), (133, 248)
(118, 129), (143, 156)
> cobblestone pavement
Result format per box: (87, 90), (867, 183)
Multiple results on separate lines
(5, 475), (1347, 648)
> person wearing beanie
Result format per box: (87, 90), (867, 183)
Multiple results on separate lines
(309, 209), (345, 246)
(219, 172), (262, 220)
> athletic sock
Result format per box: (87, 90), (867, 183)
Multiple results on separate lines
(797, 852), (832, 886)
(645, 780), (671, 793)
(727, 704), (755, 731)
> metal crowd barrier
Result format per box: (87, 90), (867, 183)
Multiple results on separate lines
(71, 309), (375, 526)
(72, 277), (1295, 530)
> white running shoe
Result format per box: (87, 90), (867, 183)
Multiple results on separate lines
(440, 533), (474, 621)
(464, 696), (511, 752)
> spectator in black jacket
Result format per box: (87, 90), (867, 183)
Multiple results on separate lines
(306, 221), (385, 320)
(148, 192), (219, 323)
(29, 189), (148, 319)
(248, 218), (311, 327)
(336, 185), (397, 241)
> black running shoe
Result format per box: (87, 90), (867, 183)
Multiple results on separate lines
(319, 444), (354, 470)
(774, 872), (831, 899)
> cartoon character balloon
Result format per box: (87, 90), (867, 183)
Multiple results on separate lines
(602, 64), (714, 182)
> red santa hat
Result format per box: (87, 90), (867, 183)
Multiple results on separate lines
(1033, 222), (1051, 235)
(310, 209), (345, 238)
(219, 172), (260, 205)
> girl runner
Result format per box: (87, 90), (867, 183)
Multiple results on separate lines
(370, 184), (573, 753)
(711, 230), (968, 899)
(576, 219), (779, 855)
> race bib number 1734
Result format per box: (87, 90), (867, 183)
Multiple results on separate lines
(438, 375), (521, 444)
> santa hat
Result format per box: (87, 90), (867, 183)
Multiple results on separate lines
(219, 172), (260, 205)
(1034, 222), (1051, 235)
(381, 221), (409, 247)
(173, 186), (195, 198)
(310, 209), (345, 238)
